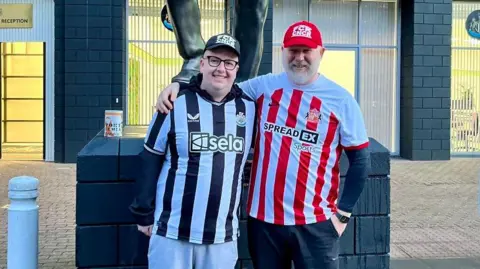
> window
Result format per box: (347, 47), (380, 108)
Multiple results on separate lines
(1, 42), (45, 160)
(450, 1), (480, 154)
(272, 0), (399, 153)
(127, 0), (226, 125)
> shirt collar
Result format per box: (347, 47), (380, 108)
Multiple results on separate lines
(187, 73), (242, 104)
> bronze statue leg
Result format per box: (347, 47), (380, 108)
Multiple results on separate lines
(166, 0), (205, 83)
(233, 0), (269, 82)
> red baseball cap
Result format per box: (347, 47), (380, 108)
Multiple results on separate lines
(283, 21), (323, 49)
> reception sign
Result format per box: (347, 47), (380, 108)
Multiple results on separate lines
(0, 4), (33, 29)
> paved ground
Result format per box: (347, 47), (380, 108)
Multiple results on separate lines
(390, 258), (480, 269)
(0, 161), (76, 269)
(390, 157), (480, 260)
(0, 157), (480, 268)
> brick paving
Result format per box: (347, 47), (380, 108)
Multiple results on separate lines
(0, 157), (480, 268)
(390, 157), (480, 260)
(0, 161), (76, 269)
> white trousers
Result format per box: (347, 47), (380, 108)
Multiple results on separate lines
(148, 234), (238, 269)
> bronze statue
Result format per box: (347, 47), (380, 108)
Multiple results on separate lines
(166, 0), (269, 83)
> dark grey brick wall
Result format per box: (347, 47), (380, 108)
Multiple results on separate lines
(55, 0), (126, 163)
(400, 0), (452, 160)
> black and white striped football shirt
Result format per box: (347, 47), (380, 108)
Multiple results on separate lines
(144, 79), (256, 244)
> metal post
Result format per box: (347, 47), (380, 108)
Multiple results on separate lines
(7, 176), (39, 269)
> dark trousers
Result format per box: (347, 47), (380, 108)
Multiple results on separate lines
(247, 217), (340, 269)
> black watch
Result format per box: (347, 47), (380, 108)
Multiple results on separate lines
(335, 212), (350, 224)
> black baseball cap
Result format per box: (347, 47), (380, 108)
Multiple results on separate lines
(204, 34), (241, 57)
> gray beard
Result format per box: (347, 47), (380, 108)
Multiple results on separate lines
(283, 59), (321, 85)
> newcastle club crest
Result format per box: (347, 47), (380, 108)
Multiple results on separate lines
(466, 10), (480, 39)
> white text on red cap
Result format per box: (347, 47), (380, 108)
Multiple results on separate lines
(292, 25), (312, 39)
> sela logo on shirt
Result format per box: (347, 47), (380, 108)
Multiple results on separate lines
(190, 132), (244, 153)
(292, 25), (312, 39)
(263, 122), (319, 144)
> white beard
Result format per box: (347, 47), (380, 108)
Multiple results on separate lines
(282, 54), (321, 85)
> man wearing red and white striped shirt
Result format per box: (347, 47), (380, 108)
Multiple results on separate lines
(156, 20), (370, 269)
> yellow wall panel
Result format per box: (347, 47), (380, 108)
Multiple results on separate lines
(5, 122), (43, 143)
(5, 55), (43, 76)
(6, 100), (43, 121)
(5, 78), (43, 98)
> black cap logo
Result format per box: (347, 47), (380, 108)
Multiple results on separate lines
(216, 34), (237, 48)
(205, 34), (241, 56)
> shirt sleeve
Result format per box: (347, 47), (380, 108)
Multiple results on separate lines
(144, 111), (171, 155)
(339, 96), (369, 150)
(238, 74), (270, 100)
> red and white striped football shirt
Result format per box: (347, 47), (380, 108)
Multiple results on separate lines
(239, 72), (369, 226)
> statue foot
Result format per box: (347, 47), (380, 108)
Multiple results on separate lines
(172, 56), (202, 83)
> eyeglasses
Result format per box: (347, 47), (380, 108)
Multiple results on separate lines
(204, 56), (238, 70)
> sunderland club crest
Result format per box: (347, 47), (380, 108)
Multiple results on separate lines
(306, 108), (321, 123)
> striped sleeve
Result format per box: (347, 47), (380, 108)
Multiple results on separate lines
(144, 111), (171, 155)
(238, 73), (273, 100)
(339, 96), (369, 150)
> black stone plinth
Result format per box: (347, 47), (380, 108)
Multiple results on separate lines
(76, 126), (391, 269)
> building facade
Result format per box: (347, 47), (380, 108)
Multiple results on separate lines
(0, 0), (479, 163)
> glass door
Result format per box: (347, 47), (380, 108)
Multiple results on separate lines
(318, 48), (358, 98)
(0, 42), (45, 160)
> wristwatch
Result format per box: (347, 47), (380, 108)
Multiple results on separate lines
(335, 212), (350, 224)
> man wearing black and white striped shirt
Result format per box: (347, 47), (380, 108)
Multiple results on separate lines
(129, 34), (256, 269)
